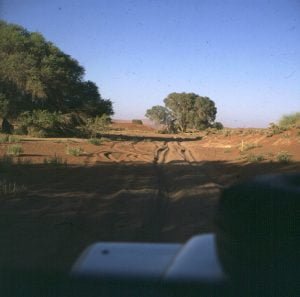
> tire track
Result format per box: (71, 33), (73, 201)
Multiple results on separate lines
(158, 141), (196, 164)
(140, 141), (200, 241)
(178, 142), (196, 163)
(138, 141), (223, 242)
(135, 141), (199, 241)
(153, 142), (169, 164)
(137, 142), (170, 241)
(179, 142), (223, 188)
(95, 142), (155, 163)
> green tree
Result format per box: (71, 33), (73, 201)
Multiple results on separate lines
(164, 92), (218, 132)
(190, 96), (217, 130)
(146, 92), (219, 133)
(0, 20), (113, 131)
(145, 105), (175, 132)
(164, 92), (196, 132)
(68, 80), (113, 117)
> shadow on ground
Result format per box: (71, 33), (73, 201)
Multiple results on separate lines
(0, 160), (299, 274)
(101, 133), (202, 142)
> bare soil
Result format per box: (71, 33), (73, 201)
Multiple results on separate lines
(0, 127), (299, 274)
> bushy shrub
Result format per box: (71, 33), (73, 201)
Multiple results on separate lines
(276, 151), (292, 163)
(266, 123), (286, 137)
(15, 109), (114, 138)
(27, 126), (48, 137)
(85, 114), (111, 137)
(16, 110), (86, 137)
(132, 119), (143, 125)
(17, 110), (64, 137)
(88, 138), (102, 145)
(59, 113), (87, 136)
(278, 112), (300, 129)
(66, 146), (83, 156)
(247, 154), (265, 162)
(211, 122), (223, 130)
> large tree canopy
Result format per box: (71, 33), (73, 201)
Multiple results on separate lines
(146, 92), (219, 132)
(0, 21), (113, 121)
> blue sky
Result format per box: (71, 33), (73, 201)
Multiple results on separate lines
(1, 0), (299, 127)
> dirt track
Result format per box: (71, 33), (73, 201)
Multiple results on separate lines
(0, 131), (300, 273)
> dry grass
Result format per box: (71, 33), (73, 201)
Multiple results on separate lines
(276, 151), (292, 163)
(88, 138), (102, 145)
(66, 146), (84, 156)
(246, 154), (265, 162)
(239, 141), (261, 152)
(43, 154), (67, 166)
(0, 135), (21, 143)
(0, 179), (27, 198)
(6, 144), (24, 156)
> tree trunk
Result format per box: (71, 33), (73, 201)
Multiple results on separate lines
(1, 117), (13, 134)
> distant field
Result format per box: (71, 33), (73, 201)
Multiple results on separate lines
(0, 125), (299, 274)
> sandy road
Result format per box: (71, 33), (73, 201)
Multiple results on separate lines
(48, 140), (220, 247)
(1, 135), (299, 273)
(153, 141), (196, 164)
(136, 140), (222, 242)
